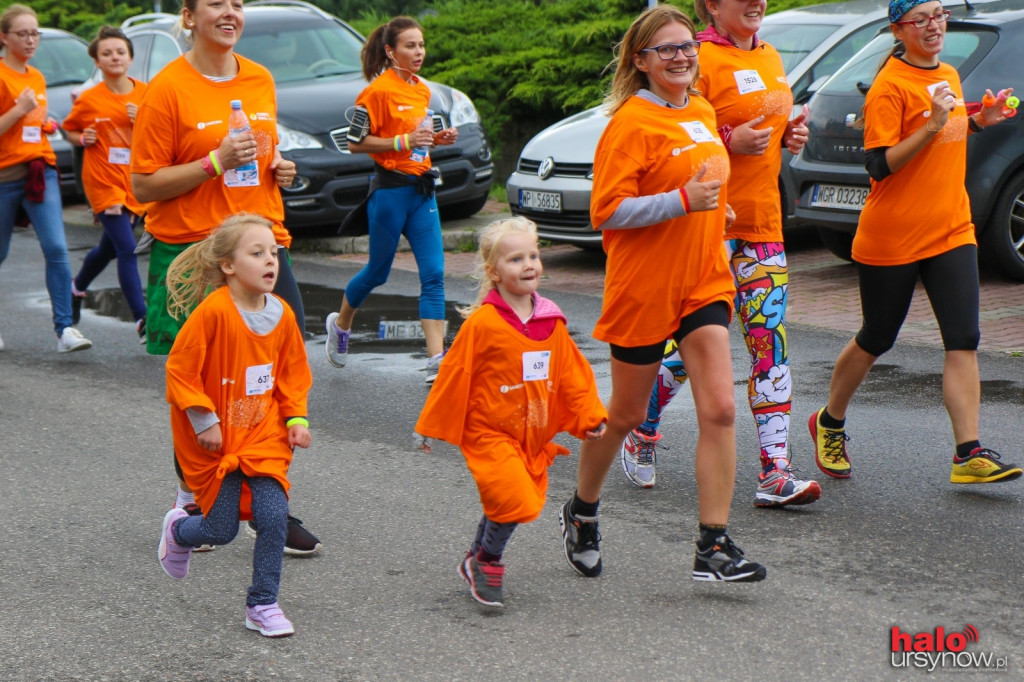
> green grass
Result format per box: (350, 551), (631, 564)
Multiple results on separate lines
(488, 184), (507, 203)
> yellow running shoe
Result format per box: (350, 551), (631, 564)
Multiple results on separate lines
(808, 407), (852, 478)
(950, 448), (1023, 484)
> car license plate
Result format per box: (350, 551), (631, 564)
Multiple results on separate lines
(810, 184), (868, 210)
(519, 189), (562, 213)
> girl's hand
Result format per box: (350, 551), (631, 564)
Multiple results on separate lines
(976, 87), (1014, 128)
(288, 424), (311, 449)
(217, 131), (258, 170)
(433, 127), (458, 146)
(584, 422), (606, 440)
(197, 423), (223, 451)
(81, 126), (98, 146)
(14, 87), (37, 116)
(784, 105), (810, 154)
(927, 82), (956, 131)
(683, 164), (723, 213)
(413, 432), (432, 453)
(125, 101), (138, 124)
(270, 149), (296, 188)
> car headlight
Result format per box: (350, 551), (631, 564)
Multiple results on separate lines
(277, 123), (322, 151)
(449, 88), (480, 127)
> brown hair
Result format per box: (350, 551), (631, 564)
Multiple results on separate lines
(458, 217), (540, 318)
(165, 213), (275, 319)
(88, 25), (134, 60)
(604, 5), (701, 115)
(361, 15), (422, 82)
(693, 0), (714, 29)
(0, 4), (36, 55)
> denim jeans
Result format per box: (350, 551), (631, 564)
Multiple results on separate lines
(0, 167), (73, 334)
(74, 210), (147, 321)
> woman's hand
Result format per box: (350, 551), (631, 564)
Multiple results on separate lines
(927, 82), (956, 131)
(784, 105), (810, 154)
(976, 87), (1015, 128)
(80, 126), (98, 146)
(197, 423), (223, 451)
(125, 101), (138, 124)
(14, 87), (37, 117)
(216, 131), (258, 170)
(725, 203), (736, 227)
(270, 148), (296, 188)
(729, 115), (772, 155)
(433, 126), (458, 146)
(683, 164), (723, 213)
(408, 124), (434, 150)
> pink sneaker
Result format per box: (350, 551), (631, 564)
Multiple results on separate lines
(245, 602), (295, 637)
(158, 508), (192, 580)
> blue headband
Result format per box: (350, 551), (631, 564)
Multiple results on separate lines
(889, 0), (931, 23)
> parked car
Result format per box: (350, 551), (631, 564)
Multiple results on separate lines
(785, 0), (1024, 280)
(506, 0), (890, 246)
(77, 1), (493, 231)
(35, 27), (93, 199)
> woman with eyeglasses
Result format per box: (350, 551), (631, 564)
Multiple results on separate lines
(616, 0), (819, 511)
(558, 4), (766, 584)
(0, 4), (93, 353)
(808, 0), (1020, 485)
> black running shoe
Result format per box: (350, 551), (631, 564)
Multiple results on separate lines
(557, 500), (602, 577)
(246, 515), (323, 556)
(692, 534), (766, 582)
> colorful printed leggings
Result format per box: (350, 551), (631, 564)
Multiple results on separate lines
(640, 240), (790, 468)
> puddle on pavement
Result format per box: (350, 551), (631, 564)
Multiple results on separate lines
(809, 361), (1024, 404)
(80, 283), (465, 353)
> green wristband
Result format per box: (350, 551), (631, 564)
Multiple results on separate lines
(286, 417), (309, 428)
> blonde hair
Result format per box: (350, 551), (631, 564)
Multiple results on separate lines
(0, 4), (36, 55)
(458, 217), (539, 318)
(604, 5), (701, 115)
(165, 213), (275, 319)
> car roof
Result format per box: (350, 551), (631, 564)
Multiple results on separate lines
(763, 0), (888, 26)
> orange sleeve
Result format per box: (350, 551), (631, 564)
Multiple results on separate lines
(271, 301), (313, 419)
(0, 64), (56, 167)
(415, 316), (473, 445)
(356, 70), (433, 175)
(552, 323), (607, 439)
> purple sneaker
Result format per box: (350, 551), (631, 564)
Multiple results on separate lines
(158, 507), (192, 580)
(325, 312), (350, 368)
(245, 602), (295, 637)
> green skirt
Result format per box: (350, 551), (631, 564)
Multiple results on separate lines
(145, 239), (192, 355)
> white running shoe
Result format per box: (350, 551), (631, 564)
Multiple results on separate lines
(57, 327), (92, 353)
(324, 312), (349, 367)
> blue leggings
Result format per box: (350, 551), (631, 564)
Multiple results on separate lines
(173, 472), (289, 606)
(344, 184), (444, 320)
(73, 211), (146, 321)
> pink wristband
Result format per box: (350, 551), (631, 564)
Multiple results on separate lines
(679, 188), (691, 214)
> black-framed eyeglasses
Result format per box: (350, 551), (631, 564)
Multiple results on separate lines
(895, 9), (951, 29)
(640, 41), (701, 60)
(7, 30), (41, 40)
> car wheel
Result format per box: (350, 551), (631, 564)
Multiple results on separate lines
(979, 171), (1024, 282)
(440, 193), (489, 220)
(817, 227), (854, 263)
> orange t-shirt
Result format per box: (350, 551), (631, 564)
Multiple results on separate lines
(415, 303), (607, 524)
(0, 61), (56, 168)
(61, 78), (148, 214)
(696, 41), (792, 242)
(853, 58), (974, 266)
(165, 287), (312, 520)
(590, 94), (735, 348)
(131, 55), (290, 247)
(357, 68), (433, 175)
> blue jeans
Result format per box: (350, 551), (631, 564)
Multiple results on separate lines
(0, 167), (73, 334)
(74, 211), (147, 321)
(345, 184), (445, 320)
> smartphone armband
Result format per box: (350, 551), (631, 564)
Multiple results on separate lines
(347, 106), (371, 144)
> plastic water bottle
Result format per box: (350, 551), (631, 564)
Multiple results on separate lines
(409, 109), (433, 163)
(224, 99), (259, 187)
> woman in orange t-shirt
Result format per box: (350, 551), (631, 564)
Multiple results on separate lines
(62, 26), (148, 342)
(808, 0), (1021, 486)
(0, 4), (92, 353)
(559, 5), (766, 584)
(324, 16), (459, 383)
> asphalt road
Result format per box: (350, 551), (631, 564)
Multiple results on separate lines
(2, 222), (1023, 680)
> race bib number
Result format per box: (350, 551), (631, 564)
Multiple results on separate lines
(522, 351), (550, 382)
(245, 363), (274, 395)
(108, 147), (131, 165)
(679, 121), (715, 144)
(22, 126), (41, 143)
(733, 69), (767, 95)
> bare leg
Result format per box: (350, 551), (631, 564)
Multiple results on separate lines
(336, 294), (357, 330)
(826, 338), (877, 420)
(420, 318), (446, 358)
(943, 349), (980, 444)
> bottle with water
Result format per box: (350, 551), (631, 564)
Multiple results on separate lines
(224, 99), (259, 187)
(409, 109), (433, 163)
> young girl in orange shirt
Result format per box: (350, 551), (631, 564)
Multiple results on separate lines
(415, 217), (606, 608)
(158, 214), (313, 637)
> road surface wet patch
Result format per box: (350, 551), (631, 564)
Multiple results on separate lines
(810, 362), (1024, 404)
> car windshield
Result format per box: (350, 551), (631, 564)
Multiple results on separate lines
(35, 34), (93, 87)
(819, 29), (987, 96)
(236, 19), (364, 83)
(758, 22), (841, 73)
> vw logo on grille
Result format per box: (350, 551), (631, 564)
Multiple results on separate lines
(538, 157), (555, 180)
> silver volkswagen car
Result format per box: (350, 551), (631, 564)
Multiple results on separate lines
(507, 0), (889, 246)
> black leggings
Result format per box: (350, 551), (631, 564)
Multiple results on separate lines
(610, 301), (730, 365)
(855, 244), (979, 356)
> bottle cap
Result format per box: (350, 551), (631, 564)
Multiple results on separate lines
(230, 100), (242, 109)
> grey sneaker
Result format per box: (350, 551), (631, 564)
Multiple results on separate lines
(325, 312), (350, 368)
(620, 429), (660, 488)
(57, 327), (92, 353)
(458, 552), (505, 607)
(557, 500), (602, 577)
(424, 351), (445, 384)
(692, 533), (766, 582)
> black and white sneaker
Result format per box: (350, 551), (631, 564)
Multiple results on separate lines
(246, 515), (323, 556)
(557, 500), (602, 577)
(692, 534), (766, 582)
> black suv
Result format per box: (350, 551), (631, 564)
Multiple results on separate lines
(785, 0), (1024, 279)
(80, 1), (493, 231)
